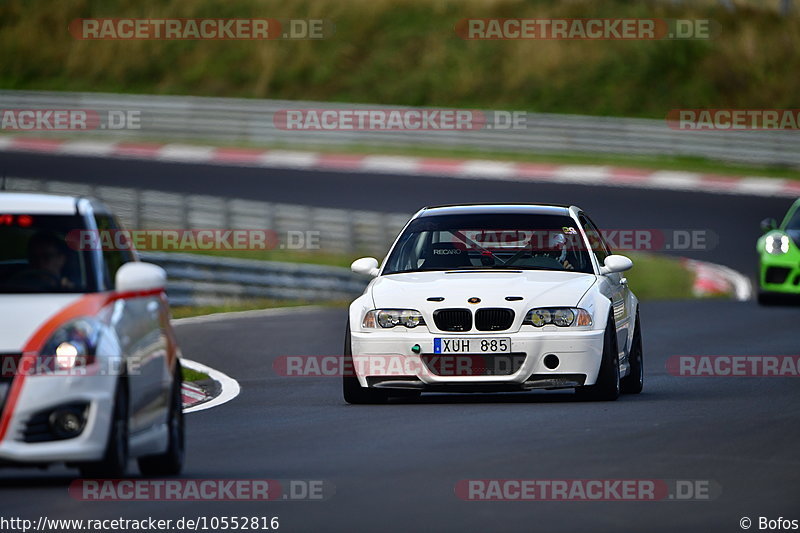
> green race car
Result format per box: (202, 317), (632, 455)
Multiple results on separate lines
(757, 197), (800, 305)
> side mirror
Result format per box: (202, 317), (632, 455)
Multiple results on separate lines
(116, 262), (166, 292)
(760, 218), (777, 233)
(600, 255), (633, 275)
(351, 257), (380, 277)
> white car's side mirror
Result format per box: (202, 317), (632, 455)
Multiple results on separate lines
(351, 257), (380, 277)
(600, 254), (633, 275)
(116, 262), (167, 292)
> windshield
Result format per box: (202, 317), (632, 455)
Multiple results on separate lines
(0, 214), (97, 294)
(383, 213), (594, 275)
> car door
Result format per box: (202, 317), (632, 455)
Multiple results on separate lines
(96, 213), (170, 436)
(579, 214), (632, 362)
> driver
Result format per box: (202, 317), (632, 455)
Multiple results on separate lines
(11, 232), (75, 291)
(535, 232), (574, 270)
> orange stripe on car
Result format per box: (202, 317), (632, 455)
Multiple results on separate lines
(0, 287), (165, 442)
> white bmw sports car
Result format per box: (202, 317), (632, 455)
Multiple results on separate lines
(0, 193), (184, 477)
(344, 204), (643, 403)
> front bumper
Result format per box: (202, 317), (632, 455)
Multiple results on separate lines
(350, 328), (605, 391)
(759, 251), (800, 295)
(0, 371), (116, 464)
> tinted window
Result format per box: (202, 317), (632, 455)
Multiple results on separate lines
(579, 215), (610, 265)
(0, 214), (98, 293)
(784, 207), (800, 231)
(94, 214), (135, 290)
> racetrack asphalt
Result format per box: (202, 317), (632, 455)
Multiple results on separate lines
(1, 302), (799, 532)
(1, 151), (798, 532)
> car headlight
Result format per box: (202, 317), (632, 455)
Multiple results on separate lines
(39, 318), (100, 372)
(765, 234), (790, 255)
(524, 307), (592, 328)
(363, 309), (426, 329)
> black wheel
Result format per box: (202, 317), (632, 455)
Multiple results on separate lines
(342, 322), (388, 405)
(80, 380), (129, 478)
(138, 361), (185, 476)
(620, 310), (643, 394)
(576, 315), (620, 402)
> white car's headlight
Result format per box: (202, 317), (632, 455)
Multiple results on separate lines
(363, 309), (426, 329)
(765, 234), (790, 255)
(39, 318), (100, 372)
(524, 307), (592, 328)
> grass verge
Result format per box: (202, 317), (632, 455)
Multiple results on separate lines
(624, 252), (695, 300)
(170, 299), (327, 319)
(181, 366), (209, 383)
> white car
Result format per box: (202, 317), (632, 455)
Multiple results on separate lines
(344, 204), (643, 403)
(0, 192), (184, 477)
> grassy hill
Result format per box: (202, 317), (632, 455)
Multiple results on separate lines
(1, 0), (798, 118)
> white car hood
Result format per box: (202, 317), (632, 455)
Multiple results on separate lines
(0, 294), (84, 352)
(370, 270), (597, 315)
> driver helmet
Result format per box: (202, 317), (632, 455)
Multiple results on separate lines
(547, 232), (568, 263)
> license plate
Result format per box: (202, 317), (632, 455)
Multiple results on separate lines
(433, 338), (511, 354)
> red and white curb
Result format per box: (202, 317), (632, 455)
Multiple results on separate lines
(181, 382), (208, 409)
(1, 135), (799, 198)
(682, 258), (753, 301)
(180, 358), (240, 414)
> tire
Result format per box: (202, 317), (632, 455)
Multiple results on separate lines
(576, 315), (620, 402)
(138, 361), (185, 476)
(342, 322), (388, 405)
(80, 380), (129, 478)
(620, 310), (643, 395)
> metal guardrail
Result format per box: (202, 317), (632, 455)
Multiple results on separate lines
(139, 251), (367, 306)
(1, 90), (798, 167)
(6, 177), (388, 306)
(6, 177), (410, 256)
